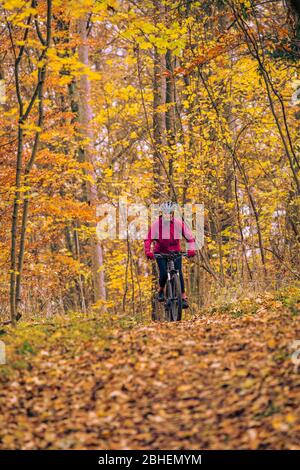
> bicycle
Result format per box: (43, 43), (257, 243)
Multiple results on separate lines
(152, 252), (188, 322)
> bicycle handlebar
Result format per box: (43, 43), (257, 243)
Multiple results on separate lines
(154, 252), (188, 259)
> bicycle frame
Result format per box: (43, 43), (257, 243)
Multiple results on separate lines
(153, 252), (188, 321)
(167, 258), (176, 281)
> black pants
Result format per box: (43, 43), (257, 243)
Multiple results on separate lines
(156, 256), (185, 293)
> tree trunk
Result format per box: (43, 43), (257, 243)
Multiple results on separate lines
(77, 17), (106, 304)
(10, 0), (52, 322)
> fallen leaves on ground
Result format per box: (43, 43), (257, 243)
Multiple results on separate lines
(0, 292), (299, 450)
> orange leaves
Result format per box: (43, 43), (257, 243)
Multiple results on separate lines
(35, 195), (95, 224)
(172, 33), (239, 77)
(1, 290), (299, 449)
(173, 44), (226, 76)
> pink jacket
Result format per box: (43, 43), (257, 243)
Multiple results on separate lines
(144, 216), (196, 254)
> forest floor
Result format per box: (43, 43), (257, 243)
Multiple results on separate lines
(0, 286), (300, 450)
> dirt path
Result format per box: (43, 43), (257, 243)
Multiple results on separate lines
(0, 305), (299, 449)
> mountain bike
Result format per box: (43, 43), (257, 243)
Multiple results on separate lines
(152, 252), (188, 322)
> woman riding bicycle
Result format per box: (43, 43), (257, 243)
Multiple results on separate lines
(144, 201), (196, 309)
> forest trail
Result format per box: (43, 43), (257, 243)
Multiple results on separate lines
(0, 298), (300, 450)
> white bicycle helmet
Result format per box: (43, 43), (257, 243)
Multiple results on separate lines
(160, 201), (177, 214)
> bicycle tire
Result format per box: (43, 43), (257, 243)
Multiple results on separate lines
(165, 274), (182, 321)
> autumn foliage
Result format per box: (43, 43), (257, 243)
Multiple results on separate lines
(0, 0), (300, 452)
(0, 0), (299, 319)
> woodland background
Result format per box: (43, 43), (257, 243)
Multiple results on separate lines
(0, 0), (299, 322)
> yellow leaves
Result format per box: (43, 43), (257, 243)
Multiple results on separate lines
(93, 110), (107, 126)
(177, 384), (192, 393)
(1, 434), (15, 447)
(2, 0), (23, 8)
(3, 0), (35, 12)
(54, 253), (86, 276)
(236, 368), (248, 377)
(138, 41), (153, 51)
(51, 330), (62, 340)
(57, 74), (73, 87)
(286, 413), (297, 424)
(9, 269), (20, 275)
(271, 414), (296, 432)
(267, 338), (276, 350)
(84, 69), (102, 81)
(47, 48), (101, 81)
(115, 84), (136, 100)
(242, 378), (255, 389)
(47, 47), (64, 74)
(2, 105), (18, 121)
(65, 0), (95, 18)
(47, 48), (78, 74)
(123, 101), (139, 117)
(62, 0), (120, 19)
(3, 1), (37, 27)
(129, 131), (137, 139)
(103, 83), (139, 105)
(102, 167), (113, 179)
(104, 82), (114, 95)
(240, 0), (251, 7)
(139, 22), (157, 35)
(121, 17), (187, 54)
(20, 121), (42, 134)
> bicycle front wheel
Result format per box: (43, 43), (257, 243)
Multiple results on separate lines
(167, 274), (182, 321)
